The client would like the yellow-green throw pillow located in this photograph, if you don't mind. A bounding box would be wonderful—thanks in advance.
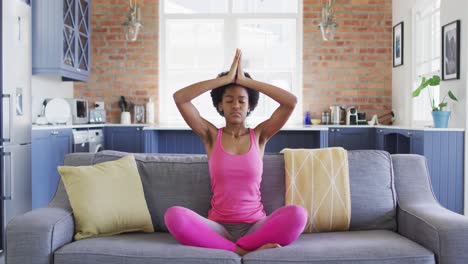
[58,155,154,240]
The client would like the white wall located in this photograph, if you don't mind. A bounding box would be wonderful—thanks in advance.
[393,0,468,215]
[392,0,467,128]
[392,0,416,127]
[31,76,73,123]
[436,0,468,216]
[440,1,468,128]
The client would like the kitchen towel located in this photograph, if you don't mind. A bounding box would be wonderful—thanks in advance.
[281,147,351,233]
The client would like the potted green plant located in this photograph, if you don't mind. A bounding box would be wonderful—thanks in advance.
[412,75,458,128]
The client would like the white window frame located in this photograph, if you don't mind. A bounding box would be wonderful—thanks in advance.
[411,0,440,127]
[159,0,303,127]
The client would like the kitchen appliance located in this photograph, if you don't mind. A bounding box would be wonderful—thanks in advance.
[72,130,89,153]
[1,0,32,262]
[65,98,88,124]
[89,129,104,153]
[357,112,367,125]
[346,106,358,125]
[321,111,329,125]
[330,106,344,124]
[72,129,104,153]
[89,109,106,124]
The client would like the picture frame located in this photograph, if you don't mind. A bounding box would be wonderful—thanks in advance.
[392,21,404,67]
[442,20,460,80]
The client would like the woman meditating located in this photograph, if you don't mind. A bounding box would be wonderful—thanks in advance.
[165,49,308,256]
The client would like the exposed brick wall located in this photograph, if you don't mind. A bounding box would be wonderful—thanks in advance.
[75,0,392,124]
[74,0,159,124]
[303,0,393,123]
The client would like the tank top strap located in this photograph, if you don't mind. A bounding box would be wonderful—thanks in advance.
[216,128,223,145]
[249,128,258,151]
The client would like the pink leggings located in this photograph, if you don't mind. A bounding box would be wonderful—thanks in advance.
[164,205,308,252]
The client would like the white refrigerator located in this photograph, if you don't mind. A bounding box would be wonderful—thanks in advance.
[1,0,32,263]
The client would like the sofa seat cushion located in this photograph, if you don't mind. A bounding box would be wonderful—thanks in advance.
[243,230,434,264]
[54,232,241,264]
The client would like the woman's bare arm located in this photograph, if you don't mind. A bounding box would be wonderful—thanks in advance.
[173,49,240,142]
[236,51,297,144]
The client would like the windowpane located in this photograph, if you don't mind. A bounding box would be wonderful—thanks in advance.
[166,20,224,69]
[167,70,224,122]
[161,1,301,126]
[238,20,296,70]
[245,71,292,117]
[164,0,228,14]
[233,0,298,13]
[412,0,440,124]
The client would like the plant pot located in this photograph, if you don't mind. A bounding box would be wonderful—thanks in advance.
[432,111,451,128]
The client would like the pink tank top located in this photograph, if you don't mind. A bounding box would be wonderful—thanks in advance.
[208,128,266,223]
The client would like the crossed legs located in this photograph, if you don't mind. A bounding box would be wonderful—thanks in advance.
[164,205,308,255]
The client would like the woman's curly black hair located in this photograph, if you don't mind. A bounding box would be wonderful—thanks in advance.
[210,72,259,117]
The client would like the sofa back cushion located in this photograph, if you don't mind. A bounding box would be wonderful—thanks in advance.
[93,152,211,232]
[347,150,396,231]
[72,149,396,232]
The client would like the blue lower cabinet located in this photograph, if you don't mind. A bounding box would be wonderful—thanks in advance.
[328,127,374,150]
[375,129,411,154]
[32,129,73,209]
[375,128,464,214]
[156,130,323,154]
[422,131,464,214]
[265,131,322,153]
[157,130,205,154]
[142,130,158,153]
[409,130,424,155]
[105,127,144,153]
[374,128,385,150]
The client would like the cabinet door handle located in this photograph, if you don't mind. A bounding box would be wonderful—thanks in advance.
[379,129,383,133]
[51,130,59,135]
[407,132,412,136]
[330,129,335,132]
[336,129,340,132]
[136,128,141,131]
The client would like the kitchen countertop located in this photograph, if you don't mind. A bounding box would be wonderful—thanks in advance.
[32,123,465,132]
[32,124,106,130]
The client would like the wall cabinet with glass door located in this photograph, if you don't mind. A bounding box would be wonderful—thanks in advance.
[32,0,91,81]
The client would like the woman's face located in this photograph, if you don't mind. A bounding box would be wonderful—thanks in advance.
[219,86,250,123]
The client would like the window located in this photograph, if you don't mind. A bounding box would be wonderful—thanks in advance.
[412,0,440,125]
[160,0,302,127]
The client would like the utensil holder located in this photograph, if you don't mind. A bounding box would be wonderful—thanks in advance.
[121,111,131,124]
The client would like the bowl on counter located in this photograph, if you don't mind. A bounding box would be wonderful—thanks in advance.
[311,119,321,125]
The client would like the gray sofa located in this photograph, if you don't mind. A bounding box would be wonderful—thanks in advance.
[7,150,468,264]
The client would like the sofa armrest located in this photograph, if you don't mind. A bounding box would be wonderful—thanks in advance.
[6,206,74,264]
[392,154,468,264]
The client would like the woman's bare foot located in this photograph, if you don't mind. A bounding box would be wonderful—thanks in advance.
[258,243,281,250]
[235,243,281,256]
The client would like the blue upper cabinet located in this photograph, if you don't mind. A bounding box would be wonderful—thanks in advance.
[328,127,374,150]
[32,0,91,81]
